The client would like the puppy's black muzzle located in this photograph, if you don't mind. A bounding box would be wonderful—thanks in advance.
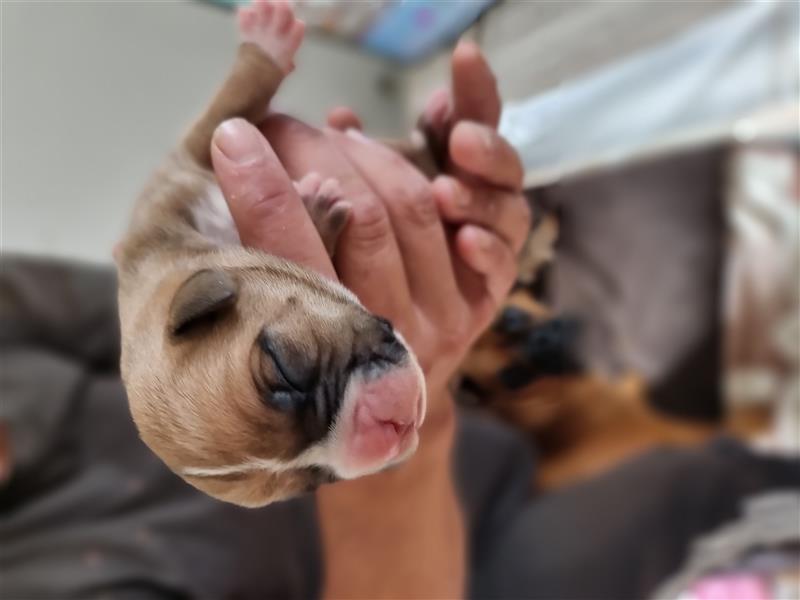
[257,315,408,443]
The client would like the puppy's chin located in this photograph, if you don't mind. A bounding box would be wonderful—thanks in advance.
[324,353,427,480]
[184,465,339,508]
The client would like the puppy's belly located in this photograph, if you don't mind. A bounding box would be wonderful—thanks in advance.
[192,184,241,247]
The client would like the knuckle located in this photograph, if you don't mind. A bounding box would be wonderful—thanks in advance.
[348,194,392,250]
[473,296,499,329]
[393,182,439,229]
[483,272,515,315]
[479,234,514,278]
[498,239,517,271]
[494,137,524,188]
[439,305,470,349]
[477,189,502,220]
[512,199,533,251]
[516,195,533,231]
[496,192,531,251]
[488,240,509,269]
[508,150,525,185]
[498,264,517,296]
[438,319,466,354]
[246,186,294,221]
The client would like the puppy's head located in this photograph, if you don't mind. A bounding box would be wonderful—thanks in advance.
[124,264,425,507]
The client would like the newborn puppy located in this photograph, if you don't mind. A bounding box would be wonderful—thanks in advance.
[116,0,425,507]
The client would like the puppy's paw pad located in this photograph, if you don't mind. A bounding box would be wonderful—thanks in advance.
[238,0,304,74]
[315,200,351,256]
[323,201,351,236]
[295,174,350,255]
[318,178,343,203]
[294,171,323,201]
[297,175,343,211]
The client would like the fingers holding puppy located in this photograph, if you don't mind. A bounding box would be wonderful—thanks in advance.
[211,118,335,278]
[261,113,414,320]
[449,121,523,191]
[330,128,461,314]
[326,106,363,132]
[454,225,518,311]
[432,175,530,254]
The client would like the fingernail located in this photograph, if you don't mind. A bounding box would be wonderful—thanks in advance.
[445,178,469,209]
[214,118,263,164]
[456,39,480,58]
[345,127,368,142]
[461,121,493,153]
[478,230,493,251]
[478,125,494,152]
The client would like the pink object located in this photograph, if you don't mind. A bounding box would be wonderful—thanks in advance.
[414,7,435,29]
[691,574,770,600]
[341,364,424,475]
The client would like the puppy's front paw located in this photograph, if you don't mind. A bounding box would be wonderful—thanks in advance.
[238,0,305,74]
[294,173,351,257]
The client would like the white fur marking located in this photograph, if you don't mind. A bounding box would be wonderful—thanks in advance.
[182,445,329,478]
[191,184,241,247]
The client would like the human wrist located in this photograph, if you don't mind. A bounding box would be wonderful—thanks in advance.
[316,387,456,505]
[419,381,457,444]
[317,397,465,599]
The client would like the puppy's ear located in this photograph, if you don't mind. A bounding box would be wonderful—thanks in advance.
[168,269,238,335]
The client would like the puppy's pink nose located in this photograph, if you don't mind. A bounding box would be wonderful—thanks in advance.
[360,365,421,426]
[344,364,423,475]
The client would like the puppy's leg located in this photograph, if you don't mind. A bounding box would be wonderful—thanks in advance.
[183,0,305,167]
[294,173,351,257]
[118,1,304,270]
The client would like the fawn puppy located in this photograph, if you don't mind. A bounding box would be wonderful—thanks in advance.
[116,0,425,507]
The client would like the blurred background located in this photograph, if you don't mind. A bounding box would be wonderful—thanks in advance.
[2,1,799,599]
[3,1,797,261]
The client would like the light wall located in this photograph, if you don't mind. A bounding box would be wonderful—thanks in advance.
[2,1,402,264]
[3,1,742,265]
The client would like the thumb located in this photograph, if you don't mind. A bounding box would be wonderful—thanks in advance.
[211,118,335,278]
[326,106,363,132]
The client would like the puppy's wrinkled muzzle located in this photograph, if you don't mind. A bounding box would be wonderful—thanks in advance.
[318,317,424,478]
[341,362,424,476]
[259,315,426,466]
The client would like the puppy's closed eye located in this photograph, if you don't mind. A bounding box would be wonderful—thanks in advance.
[253,330,336,444]
[256,332,316,416]
[257,332,319,393]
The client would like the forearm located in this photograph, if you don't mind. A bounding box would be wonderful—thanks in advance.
[317,391,465,599]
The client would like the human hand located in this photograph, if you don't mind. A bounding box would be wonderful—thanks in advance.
[211,40,526,596]
[330,42,529,319]
[213,111,474,598]
[209,118,335,278]
[323,41,530,403]
[426,40,531,304]
[256,117,519,436]
[212,117,468,598]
